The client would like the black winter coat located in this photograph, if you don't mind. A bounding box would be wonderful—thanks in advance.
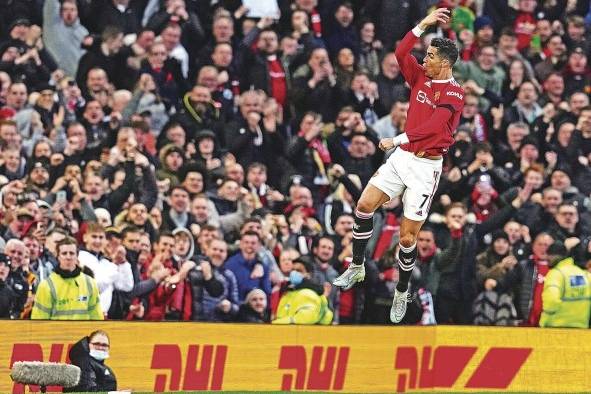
[6,269,28,319]
[187,265,224,321]
[65,337,117,392]
[235,304,269,323]
[0,280,16,318]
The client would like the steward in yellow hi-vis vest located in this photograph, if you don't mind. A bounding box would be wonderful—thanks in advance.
[31,237,103,320]
[540,242,591,329]
[271,256,333,325]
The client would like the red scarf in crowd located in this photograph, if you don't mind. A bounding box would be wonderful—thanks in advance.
[267,55,287,107]
[527,255,549,327]
[373,212,399,260]
[297,130,332,166]
[310,8,322,37]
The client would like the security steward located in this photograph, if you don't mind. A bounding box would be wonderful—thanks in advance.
[31,237,103,320]
[540,241,591,328]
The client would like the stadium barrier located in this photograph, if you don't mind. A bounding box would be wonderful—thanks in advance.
[0,321,587,393]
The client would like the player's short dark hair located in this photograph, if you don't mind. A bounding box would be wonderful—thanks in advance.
[431,37,459,65]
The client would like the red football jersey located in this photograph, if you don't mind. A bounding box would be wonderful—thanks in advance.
[394,30,465,156]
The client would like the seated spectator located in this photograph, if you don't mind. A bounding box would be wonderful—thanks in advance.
[277,248,300,281]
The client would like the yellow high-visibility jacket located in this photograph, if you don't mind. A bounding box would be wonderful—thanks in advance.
[31,270,103,320]
[540,257,591,328]
[272,288,333,325]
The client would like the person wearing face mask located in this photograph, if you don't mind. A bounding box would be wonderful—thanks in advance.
[65,330,117,392]
[272,256,333,325]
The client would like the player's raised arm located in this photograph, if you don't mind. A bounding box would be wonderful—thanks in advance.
[394,8,450,86]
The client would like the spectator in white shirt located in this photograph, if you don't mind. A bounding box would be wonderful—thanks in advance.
[78,222,133,316]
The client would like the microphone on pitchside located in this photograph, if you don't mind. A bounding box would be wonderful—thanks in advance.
[10,361,81,393]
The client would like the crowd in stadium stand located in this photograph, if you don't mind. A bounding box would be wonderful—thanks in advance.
[1,0,591,327]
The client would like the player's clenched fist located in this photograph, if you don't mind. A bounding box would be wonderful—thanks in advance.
[378,138,395,152]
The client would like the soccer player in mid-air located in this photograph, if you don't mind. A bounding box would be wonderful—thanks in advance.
[333,8,465,323]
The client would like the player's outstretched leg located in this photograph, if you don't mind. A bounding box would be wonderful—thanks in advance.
[333,184,390,291]
[391,217,422,323]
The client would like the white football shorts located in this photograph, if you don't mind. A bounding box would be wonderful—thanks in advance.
[368,147,442,222]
